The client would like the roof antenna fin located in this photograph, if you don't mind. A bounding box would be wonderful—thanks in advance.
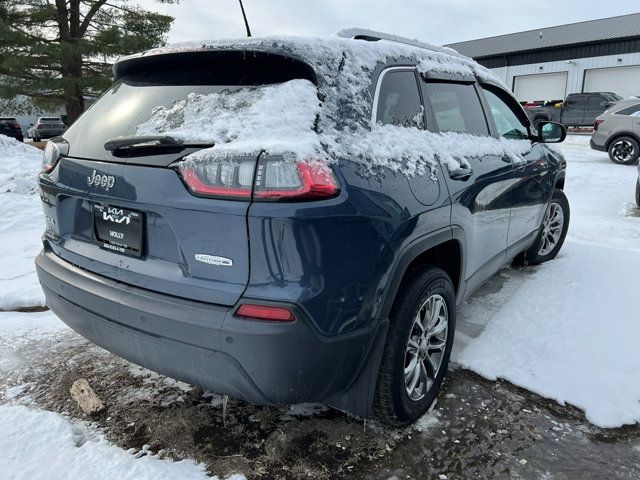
[238,0,252,37]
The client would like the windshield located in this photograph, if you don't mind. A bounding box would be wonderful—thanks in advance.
[603,93,623,102]
[63,56,318,162]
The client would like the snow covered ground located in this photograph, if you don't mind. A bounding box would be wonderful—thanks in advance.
[0,136,45,310]
[0,133,638,478]
[455,135,640,428]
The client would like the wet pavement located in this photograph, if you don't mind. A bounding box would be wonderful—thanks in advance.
[1,322,638,480]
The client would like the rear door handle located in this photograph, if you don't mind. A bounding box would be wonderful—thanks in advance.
[449,167,473,181]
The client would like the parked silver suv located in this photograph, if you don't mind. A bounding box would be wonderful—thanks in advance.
[636,164,640,207]
[591,100,640,165]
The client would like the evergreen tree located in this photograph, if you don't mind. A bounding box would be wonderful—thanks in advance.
[0,0,175,123]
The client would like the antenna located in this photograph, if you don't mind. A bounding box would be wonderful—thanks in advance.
[238,0,252,37]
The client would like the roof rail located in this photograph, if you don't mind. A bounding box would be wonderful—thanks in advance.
[334,28,464,58]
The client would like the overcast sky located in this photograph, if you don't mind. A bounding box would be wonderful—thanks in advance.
[139,0,640,46]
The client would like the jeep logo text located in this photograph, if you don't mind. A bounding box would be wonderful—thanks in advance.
[88,169,116,190]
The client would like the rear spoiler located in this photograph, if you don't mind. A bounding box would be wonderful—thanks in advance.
[113,49,318,86]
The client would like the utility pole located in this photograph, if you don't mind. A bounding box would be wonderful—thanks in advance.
[238,0,252,37]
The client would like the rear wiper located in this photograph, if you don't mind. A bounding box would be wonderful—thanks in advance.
[104,135,214,152]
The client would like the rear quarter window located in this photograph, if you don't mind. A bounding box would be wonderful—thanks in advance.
[375,70,424,128]
[614,104,640,116]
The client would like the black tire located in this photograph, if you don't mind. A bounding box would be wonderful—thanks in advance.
[635,180,640,208]
[608,136,640,165]
[374,267,456,426]
[515,189,570,266]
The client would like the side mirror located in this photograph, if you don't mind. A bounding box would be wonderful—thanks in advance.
[537,121,566,143]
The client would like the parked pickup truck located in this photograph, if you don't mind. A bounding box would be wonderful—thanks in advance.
[525,92,622,128]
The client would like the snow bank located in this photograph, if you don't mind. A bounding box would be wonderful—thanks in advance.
[0,135,45,310]
[0,134,42,194]
[133,34,518,177]
[0,404,242,480]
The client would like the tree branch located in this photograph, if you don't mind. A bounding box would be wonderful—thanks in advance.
[79,0,109,36]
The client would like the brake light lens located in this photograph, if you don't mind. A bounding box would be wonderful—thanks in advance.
[235,304,295,322]
[254,160,339,200]
[594,119,604,131]
[42,138,68,173]
[179,160,254,199]
[178,157,339,201]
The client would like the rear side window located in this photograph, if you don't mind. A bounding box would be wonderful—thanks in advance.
[375,70,424,128]
[482,88,529,140]
[565,95,587,107]
[615,104,640,117]
[423,82,488,136]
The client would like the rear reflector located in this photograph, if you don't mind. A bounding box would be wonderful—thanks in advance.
[235,304,295,322]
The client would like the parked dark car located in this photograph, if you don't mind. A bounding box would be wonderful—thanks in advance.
[35,31,569,425]
[590,99,640,164]
[0,117,24,142]
[525,92,622,128]
[27,117,66,142]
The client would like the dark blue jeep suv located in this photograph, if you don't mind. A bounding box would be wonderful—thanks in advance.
[35,30,569,425]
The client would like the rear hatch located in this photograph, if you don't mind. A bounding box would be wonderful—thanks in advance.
[38,118,65,133]
[40,51,319,306]
[0,118,21,136]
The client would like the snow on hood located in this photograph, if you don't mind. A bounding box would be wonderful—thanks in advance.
[132,35,527,177]
[0,135,42,194]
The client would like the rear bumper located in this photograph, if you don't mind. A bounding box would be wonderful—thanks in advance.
[590,136,606,152]
[35,250,376,406]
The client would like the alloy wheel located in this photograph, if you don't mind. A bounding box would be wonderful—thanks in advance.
[404,294,448,401]
[612,140,635,163]
[538,202,564,256]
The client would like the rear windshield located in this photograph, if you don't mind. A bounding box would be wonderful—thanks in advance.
[40,117,62,122]
[64,55,317,161]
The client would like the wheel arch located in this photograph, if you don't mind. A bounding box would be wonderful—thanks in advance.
[379,227,466,322]
[605,131,640,151]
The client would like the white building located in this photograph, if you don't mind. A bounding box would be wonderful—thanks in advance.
[447,13,640,103]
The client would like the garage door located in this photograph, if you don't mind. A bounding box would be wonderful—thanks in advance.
[513,72,568,103]
[584,66,640,99]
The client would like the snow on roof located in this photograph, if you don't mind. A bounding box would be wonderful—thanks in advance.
[128,34,527,177]
[134,33,506,89]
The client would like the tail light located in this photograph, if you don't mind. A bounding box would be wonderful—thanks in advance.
[235,304,295,322]
[594,119,604,131]
[42,138,68,173]
[178,159,255,199]
[178,156,339,201]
